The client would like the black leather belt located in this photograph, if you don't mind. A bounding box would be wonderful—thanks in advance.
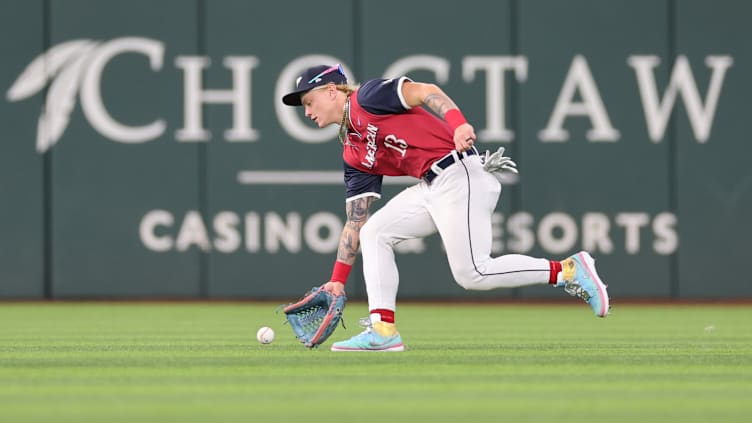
[423,147,478,183]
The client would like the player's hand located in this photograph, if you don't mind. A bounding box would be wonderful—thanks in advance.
[322,280,346,296]
[453,123,476,152]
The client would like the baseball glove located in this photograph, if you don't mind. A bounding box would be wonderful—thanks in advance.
[282,285,347,348]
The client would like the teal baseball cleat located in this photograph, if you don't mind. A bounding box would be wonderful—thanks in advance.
[558,251,611,317]
[331,320,406,352]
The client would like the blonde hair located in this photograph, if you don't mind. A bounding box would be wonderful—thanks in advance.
[335,83,360,97]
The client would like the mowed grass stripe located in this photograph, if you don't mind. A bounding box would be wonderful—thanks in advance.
[0,303,749,423]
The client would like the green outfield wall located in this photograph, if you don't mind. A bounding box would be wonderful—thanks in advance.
[1,0,750,299]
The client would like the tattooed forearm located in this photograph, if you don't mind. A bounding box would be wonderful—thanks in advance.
[424,92,459,118]
[347,196,372,223]
[336,197,374,264]
[338,230,358,263]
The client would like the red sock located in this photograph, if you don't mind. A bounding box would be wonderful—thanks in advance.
[549,260,562,284]
[370,308,395,323]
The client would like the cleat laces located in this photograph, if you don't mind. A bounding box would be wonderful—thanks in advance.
[357,317,372,328]
[346,317,374,339]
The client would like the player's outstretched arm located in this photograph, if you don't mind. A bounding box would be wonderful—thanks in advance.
[401,81,476,152]
[400,81,455,111]
[322,196,375,296]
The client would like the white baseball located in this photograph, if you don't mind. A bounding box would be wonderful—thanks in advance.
[256,326,275,344]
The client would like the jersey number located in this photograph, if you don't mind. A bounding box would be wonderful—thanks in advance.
[384,134,408,157]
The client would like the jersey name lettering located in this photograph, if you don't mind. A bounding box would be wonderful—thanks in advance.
[362,123,379,169]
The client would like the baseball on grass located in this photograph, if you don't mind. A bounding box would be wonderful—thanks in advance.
[256,326,275,344]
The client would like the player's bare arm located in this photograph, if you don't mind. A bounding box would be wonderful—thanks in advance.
[323,196,374,296]
[401,81,476,152]
[337,196,374,264]
[400,81,454,110]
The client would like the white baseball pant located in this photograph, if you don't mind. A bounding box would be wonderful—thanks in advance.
[359,154,552,312]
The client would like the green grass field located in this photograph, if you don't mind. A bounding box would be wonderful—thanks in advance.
[0,302,750,423]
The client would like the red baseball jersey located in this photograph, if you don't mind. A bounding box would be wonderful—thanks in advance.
[341,77,456,201]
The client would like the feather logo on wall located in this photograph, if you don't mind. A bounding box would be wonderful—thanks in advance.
[6,37,167,153]
[6,39,100,153]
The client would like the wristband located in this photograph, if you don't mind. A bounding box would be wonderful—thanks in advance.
[330,261,352,284]
[444,109,467,131]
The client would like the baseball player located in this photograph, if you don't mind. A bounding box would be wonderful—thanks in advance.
[282,64,610,352]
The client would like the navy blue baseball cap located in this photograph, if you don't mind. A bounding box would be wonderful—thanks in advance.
[282,64,348,106]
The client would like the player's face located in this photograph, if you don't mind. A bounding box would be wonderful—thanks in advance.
[301,86,336,128]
